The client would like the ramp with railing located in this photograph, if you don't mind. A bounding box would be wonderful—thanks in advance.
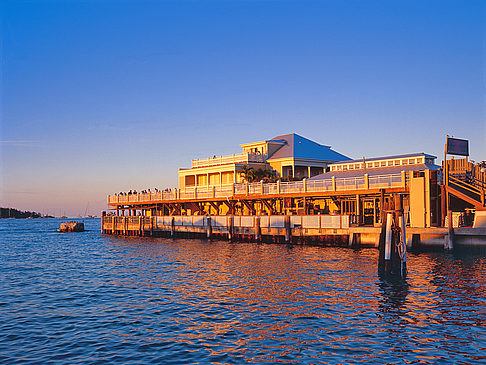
[445,159,486,209]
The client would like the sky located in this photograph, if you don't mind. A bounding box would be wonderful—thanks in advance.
[1,0,485,217]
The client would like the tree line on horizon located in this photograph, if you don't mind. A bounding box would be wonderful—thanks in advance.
[0,207,50,219]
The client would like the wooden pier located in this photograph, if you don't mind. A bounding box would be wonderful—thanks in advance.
[101,213,486,250]
[103,150,486,251]
[107,172,409,224]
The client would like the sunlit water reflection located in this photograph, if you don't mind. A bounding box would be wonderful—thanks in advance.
[0,219,485,363]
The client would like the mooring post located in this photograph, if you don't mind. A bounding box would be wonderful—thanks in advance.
[446,210,454,251]
[255,216,261,242]
[348,232,354,247]
[101,211,106,234]
[171,216,175,237]
[206,216,212,239]
[284,215,291,243]
[384,212,393,273]
[228,216,233,241]
[399,213,407,277]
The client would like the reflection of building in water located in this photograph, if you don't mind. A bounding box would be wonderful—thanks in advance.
[429,254,486,327]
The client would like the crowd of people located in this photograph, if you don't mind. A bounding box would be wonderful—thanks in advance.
[114,188,172,196]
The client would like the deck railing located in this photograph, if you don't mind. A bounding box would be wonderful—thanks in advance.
[108,173,405,205]
[191,152,266,168]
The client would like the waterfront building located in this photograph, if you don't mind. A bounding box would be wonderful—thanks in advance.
[312,153,440,227]
[103,134,486,248]
[178,133,350,189]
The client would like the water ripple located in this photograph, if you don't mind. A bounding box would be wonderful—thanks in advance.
[0,219,485,363]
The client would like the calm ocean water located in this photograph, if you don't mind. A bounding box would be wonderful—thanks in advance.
[0,218,485,364]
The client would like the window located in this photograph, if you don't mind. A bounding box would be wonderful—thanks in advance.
[402,160,408,165]
[374,162,380,167]
[409,159,415,164]
[381,161,386,167]
[388,161,393,166]
[395,160,400,165]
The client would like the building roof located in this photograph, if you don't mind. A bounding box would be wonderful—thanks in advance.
[310,163,440,180]
[267,133,351,162]
[331,153,437,165]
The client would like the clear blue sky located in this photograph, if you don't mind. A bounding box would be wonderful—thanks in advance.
[1,0,485,216]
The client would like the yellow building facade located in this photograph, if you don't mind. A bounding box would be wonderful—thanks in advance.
[178,133,351,189]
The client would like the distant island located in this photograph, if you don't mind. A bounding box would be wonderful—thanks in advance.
[0,207,54,219]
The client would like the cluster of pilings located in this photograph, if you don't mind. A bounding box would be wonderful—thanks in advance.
[378,195,407,277]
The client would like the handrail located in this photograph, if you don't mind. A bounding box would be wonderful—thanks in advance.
[191,152,265,168]
[449,176,482,195]
[107,173,404,205]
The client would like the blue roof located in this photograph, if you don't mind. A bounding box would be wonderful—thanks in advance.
[267,133,351,162]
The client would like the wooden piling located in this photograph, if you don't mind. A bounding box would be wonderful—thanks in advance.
[101,211,106,234]
[228,216,233,241]
[446,210,454,251]
[284,215,291,243]
[384,212,393,272]
[255,216,261,242]
[206,217,212,239]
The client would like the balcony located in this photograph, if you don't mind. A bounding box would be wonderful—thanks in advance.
[191,153,266,169]
[107,173,406,205]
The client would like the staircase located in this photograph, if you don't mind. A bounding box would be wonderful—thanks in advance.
[444,159,486,210]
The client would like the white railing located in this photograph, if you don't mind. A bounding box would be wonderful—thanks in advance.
[191,153,265,168]
[369,174,402,188]
[108,173,404,204]
[105,214,350,230]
